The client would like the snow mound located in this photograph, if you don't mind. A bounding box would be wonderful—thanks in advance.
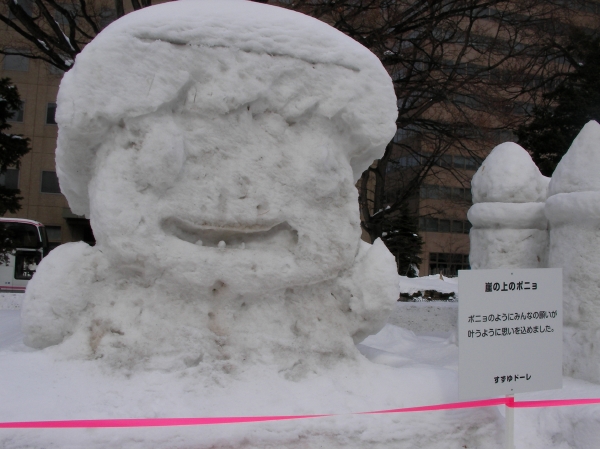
[548,120,600,197]
[471,142,549,204]
[397,274,457,300]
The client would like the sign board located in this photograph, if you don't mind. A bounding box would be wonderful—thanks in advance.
[458,268,562,400]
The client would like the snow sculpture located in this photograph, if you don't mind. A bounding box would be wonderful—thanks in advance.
[21,0,400,376]
[545,120,600,382]
[468,142,550,269]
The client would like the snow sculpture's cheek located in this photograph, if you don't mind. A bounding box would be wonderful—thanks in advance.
[130,116,185,193]
[88,142,159,250]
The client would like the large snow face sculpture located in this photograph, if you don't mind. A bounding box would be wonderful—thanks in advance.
[21,0,399,375]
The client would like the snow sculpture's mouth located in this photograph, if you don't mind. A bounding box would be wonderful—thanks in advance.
[161,218,299,250]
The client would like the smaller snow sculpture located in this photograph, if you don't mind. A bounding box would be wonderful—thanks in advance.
[545,120,600,382]
[468,142,550,269]
[21,0,400,377]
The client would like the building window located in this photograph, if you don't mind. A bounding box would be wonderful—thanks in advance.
[386,154,420,172]
[45,226,61,242]
[419,217,471,234]
[45,225,62,251]
[439,219,451,233]
[41,171,61,193]
[420,184,472,202]
[2,54,29,72]
[7,101,24,123]
[429,252,470,276]
[46,103,57,124]
[0,169,20,189]
[421,217,440,232]
[419,153,480,170]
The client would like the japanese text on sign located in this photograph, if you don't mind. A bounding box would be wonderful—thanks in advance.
[468,310,558,323]
[494,374,531,384]
[485,281,537,292]
[467,325,555,338]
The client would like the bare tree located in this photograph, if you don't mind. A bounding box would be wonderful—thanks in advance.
[2,0,598,270]
[0,0,155,72]
[274,0,599,246]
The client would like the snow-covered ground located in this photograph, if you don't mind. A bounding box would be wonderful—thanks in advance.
[2,279,600,449]
[398,273,459,297]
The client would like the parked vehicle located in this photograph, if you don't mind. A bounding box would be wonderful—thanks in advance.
[0,218,48,293]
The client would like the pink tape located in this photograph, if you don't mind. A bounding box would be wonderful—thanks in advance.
[359,398,507,415]
[0,415,330,429]
[2,398,600,429]
[513,398,600,408]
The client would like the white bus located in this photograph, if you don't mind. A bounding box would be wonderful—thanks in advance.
[0,218,48,293]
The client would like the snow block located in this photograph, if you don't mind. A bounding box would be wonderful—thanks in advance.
[546,121,600,382]
[468,142,549,269]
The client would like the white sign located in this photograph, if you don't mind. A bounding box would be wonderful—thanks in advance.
[458,268,562,400]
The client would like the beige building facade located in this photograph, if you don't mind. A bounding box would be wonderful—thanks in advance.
[1,55,93,250]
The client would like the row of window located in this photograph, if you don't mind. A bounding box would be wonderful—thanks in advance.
[0,169,61,194]
[429,252,470,277]
[386,151,480,172]
[420,184,472,202]
[453,93,534,116]
[8,102,56,125]
[419,217,472,234]
[384,185,471,205]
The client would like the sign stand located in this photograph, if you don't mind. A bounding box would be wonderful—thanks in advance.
[505,394,514,449]
[458,268,563,449]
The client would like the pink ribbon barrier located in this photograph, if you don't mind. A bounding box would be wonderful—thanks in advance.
[2,397,600,429]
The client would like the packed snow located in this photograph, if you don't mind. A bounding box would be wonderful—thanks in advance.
[391,275,459,334]
[545,121,600,383]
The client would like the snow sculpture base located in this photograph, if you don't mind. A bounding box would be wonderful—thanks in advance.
[546,206,600,382]
[22,240,398,376]
[468,203,548,269]
[2,321,506,449]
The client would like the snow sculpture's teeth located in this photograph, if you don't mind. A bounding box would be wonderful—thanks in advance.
[161,218,299,250]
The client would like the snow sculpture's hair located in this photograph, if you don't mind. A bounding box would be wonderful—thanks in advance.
[55,0,397,217]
